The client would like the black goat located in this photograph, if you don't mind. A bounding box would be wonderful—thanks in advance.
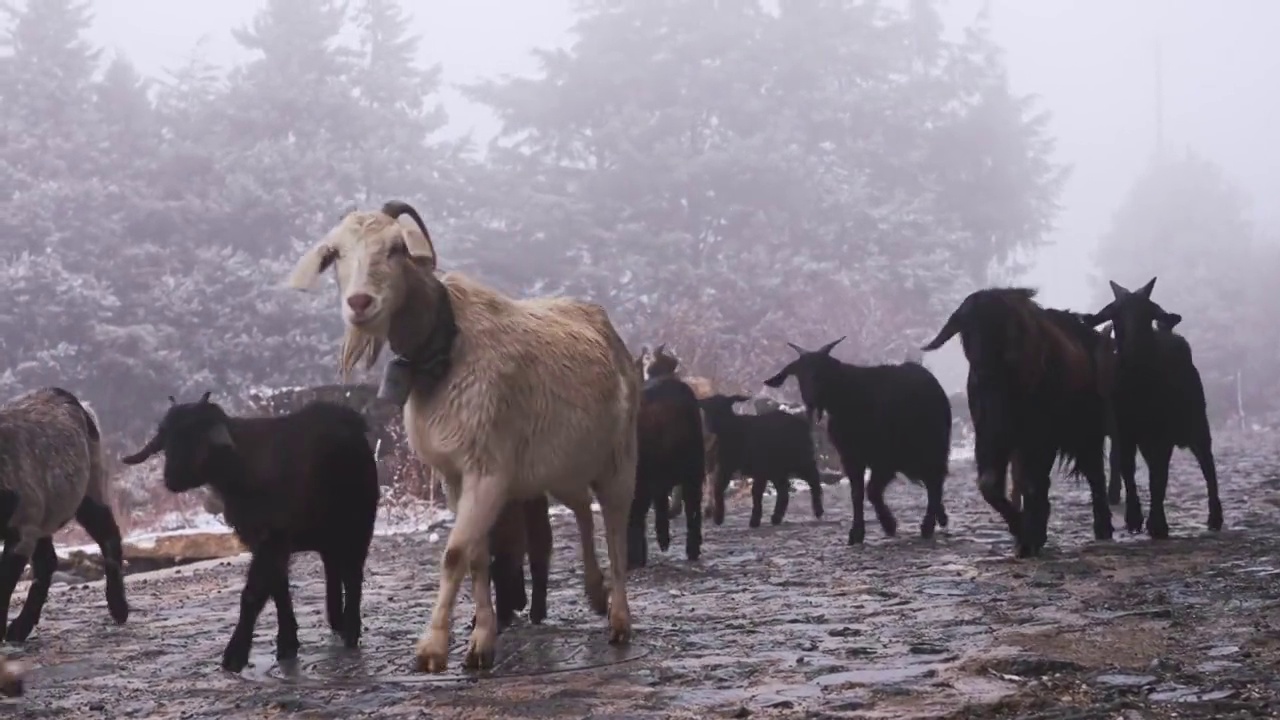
[763,337,951,545]
[629,360,705,569]
[487,496,553,629]
[922,288,1114,558]
[121,392,379,672]
[1083,277,1223,538]
[697,394,824,529]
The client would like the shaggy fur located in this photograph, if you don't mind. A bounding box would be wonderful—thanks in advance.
[764,338,952,545]
[698,394,825,528]
[286,200,638,674]
[0,387,128,642]
[1083,277,1223,538]
[922,288,1114,559]
[122,393,379,673]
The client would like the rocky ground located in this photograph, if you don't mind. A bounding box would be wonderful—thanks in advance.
[4,433,1280,719]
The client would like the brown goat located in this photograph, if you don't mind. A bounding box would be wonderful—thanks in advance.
[640,345,719,519]
[922,287,1113,558]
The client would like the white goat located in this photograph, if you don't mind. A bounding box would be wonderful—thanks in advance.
[284,200,640,673]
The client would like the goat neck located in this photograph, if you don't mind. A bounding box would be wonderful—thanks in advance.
[384,267,458,403]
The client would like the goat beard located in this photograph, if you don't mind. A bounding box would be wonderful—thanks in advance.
[339,324,385,381]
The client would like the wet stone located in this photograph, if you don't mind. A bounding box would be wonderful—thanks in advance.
[1205,645,1241,657]
[908,644,948,655]
[1093,673,1157,688]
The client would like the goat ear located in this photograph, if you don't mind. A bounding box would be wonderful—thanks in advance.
[1136,276,1157,299]
[762,369,790,388]
[818,336,846,355]
[206,422,234,449]
[1109,280,1130,300]
[1159,312,1182,331]
[284,241,338,291]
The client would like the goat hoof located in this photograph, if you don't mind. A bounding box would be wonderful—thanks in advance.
[847,528,865,545]
[608,611,632,646]
[770,515,784,526]
[749,516,762,529]
[530,605,546,625]
[1147,522,1170,540]
[221,645,251,674]
[276,638,300,662]
[880,519,898,537]
[342,630,361,649]
[414,633,451,674]
[4,620,32,643]
[463,641,495,671]
[1208,511,1224,532]
[108,597,129,625]
[920,521,936,540]
[657,538,671,552]
[937,511,949,528]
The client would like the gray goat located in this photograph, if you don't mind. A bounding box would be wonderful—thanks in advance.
[0,387,129,642]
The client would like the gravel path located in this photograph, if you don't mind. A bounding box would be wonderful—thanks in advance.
[4,434,1280,719]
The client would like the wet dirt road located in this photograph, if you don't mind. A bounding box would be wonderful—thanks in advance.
[6,434,1280,719]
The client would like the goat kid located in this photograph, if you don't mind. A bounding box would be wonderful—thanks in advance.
[122,393,379,672]
[764,338,952,545]
[697,394,824,528]
[1083,277,1223,538]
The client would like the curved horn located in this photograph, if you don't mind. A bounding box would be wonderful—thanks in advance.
[922,308,965,352]
[786,342,807,355]
[818,336,846,355]
[121,432,164,465]
[381,200,437,268]
[199,391,212,404]
[654,343,666,355]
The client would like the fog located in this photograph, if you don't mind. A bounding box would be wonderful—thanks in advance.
[4,0,1280,462]
[86,0,1280,309]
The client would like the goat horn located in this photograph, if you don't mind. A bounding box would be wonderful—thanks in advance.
[786,342,806,355]
[381,200,437,268]
[199,391,212,404]
[168,395,176,405]
[818,336,846,355]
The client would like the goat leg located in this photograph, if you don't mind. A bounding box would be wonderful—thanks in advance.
[679,463,703,563]
[0,534,34,642]
[321,552,345,634]
[4,538,56,642]
[748,476,768,528]
[1114,437,1143,533]
[1189,439,1224,532]
[340,558,365,649]
[1143,443,1174,540]
[866,469,897,537]
[770,477,790,526]
[524,495,552,624]
[222,548,279,673]
[654,488,672,552]
[625,492,650,571]
[75,497,129,624]
[271,568,301,662]
[846,463,868,545]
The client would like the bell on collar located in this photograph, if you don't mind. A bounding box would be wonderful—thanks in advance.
[378,356,415,406]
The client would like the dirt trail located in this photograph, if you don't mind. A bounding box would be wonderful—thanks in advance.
[4,434,1280,719]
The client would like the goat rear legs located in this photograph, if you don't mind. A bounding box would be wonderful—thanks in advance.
[525,495,553,624]
[4,538,56,642]
[749,475,768,528]
[75,497,129,624]
[921,474,947,539]
[678,466,703,562]
[770,477,790,526]
[1190,439,1224,532]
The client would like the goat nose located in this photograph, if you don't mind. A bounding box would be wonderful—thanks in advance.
[347,293,374,313]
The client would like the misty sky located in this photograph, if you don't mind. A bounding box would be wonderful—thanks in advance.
[88,0,1280,314]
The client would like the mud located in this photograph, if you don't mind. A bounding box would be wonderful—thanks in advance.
[5,434,1280,718]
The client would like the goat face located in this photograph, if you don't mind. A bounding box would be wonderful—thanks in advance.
[120,391,237,493]
[1082,277,1183,362]
[762,337,845,422]
[697,394,752,436]
[284,201,438,334]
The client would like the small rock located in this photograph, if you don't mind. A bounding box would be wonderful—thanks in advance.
[909,644,947,655]
[729,706,751,718]
[1205,645,1240,657]
[1094,673,1156,688]
[89,702,106,712]
[827,626,860,638]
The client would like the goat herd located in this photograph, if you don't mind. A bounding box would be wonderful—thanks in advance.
[0,200,1223,699]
